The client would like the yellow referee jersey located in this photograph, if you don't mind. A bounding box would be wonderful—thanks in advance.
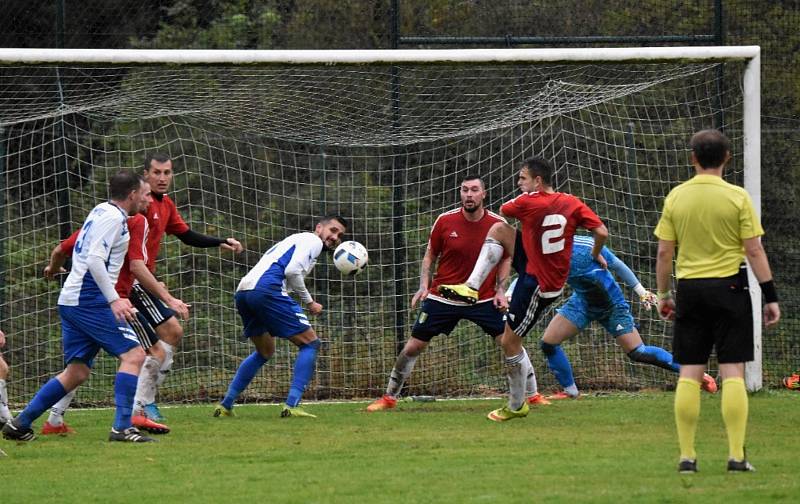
[654,174,763,279]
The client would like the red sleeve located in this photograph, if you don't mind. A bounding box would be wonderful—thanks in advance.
[127,215,147,262]
[60,230,80,257]
[500,195,525,219]
[575,200,604,230]
[164,196,190,236]
[428,216,445,257]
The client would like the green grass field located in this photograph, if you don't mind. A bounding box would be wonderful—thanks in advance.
[2,391,799,503]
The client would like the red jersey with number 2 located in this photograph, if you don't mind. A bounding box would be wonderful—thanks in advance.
[501,191,603,295]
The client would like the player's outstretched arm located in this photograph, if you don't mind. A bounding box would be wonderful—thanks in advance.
[130,259,191,321]
[174,229,243,254]
[0,329,6,348]
[605,249,657,309]
[220,238,243,253]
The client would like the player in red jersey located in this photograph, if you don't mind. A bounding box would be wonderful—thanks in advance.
[40,182,174,434]
[366,175,550,412]
[123,153,243,422]
[440,158,608,421]
[42,154,243,426]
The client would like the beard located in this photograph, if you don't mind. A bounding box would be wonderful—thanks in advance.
[463,203,481,213]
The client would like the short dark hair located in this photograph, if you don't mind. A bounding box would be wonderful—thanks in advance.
[461,174,485,189]
[521,157,554,185]
[109,170,143,201]
[320,214,348,230]
[144,152,172,171]
[690,129,731,169]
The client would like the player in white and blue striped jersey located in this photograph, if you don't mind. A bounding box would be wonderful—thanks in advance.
[538,235,717,399]
[214,215,347,419]
[2,171,154,443]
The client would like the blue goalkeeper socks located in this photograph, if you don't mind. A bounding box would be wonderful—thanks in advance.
[221,351,269,410]
[113,372,138,431]
[286,340,320,407]
[627,343,680,373]
[540,341,576,389]
[18,378,68,428]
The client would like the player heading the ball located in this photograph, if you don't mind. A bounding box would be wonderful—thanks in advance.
[214,215,347,419]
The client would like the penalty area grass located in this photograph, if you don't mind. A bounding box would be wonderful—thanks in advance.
[2,391,798,503]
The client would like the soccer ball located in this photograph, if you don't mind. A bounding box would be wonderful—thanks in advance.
[333,241,368,275]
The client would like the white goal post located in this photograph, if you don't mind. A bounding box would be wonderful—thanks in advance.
[0,46,763,402]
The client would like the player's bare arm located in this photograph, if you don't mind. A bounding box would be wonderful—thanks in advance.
[411,245,437,309]
[655,238,676,320]
[220,237,244,254]
[589,224,609,268]
[43,243,69,280]
[129,259,191,321]
[492,256,512,311]
[743,236,781,327]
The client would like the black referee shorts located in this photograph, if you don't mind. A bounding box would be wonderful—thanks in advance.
[672,271,754,365]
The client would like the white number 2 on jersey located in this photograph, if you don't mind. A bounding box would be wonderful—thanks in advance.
[541,214,567,254]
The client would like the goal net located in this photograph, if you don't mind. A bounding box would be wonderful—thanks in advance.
[0,48,761,406]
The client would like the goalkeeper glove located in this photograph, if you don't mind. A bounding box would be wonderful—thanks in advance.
[633,284,657,310]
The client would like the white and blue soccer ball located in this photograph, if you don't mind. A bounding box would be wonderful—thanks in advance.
[333,241,368,275]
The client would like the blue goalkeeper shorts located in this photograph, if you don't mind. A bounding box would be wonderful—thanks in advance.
[557,293,634,338]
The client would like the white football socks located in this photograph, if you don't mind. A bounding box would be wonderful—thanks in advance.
[0,379,12,422]
[47,389,76,426]
[386,352,419,398]
[156,342,174,388]
[522,348,538,397]
[504,352,527,411]
[134,356,161,413]
[466,238,504,290]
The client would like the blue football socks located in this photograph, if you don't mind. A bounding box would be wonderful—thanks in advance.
[17,378,68,428]
[286,340,320,407]
[221,352,269,410]
[541,341,576,389]
[628,343,680,373]
[113,372,139,431]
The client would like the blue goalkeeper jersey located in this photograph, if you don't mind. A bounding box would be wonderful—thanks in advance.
[567,236,637,309]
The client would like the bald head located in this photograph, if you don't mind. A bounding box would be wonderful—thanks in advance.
[690,129,731,169]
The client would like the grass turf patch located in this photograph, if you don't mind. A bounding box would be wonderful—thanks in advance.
[2,391,798,503]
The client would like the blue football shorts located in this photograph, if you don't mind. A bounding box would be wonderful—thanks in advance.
[235,289,311,339]
[59,304,141,368]
[557,293,635,338]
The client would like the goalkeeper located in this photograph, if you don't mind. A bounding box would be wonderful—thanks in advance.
[530,235,717,398]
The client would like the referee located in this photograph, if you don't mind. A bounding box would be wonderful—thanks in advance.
[654,129,780,474]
